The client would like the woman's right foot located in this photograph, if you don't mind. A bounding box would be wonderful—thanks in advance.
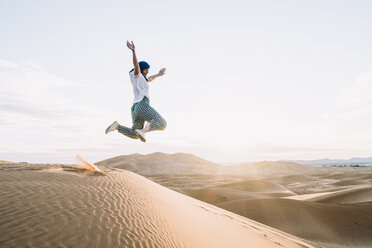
[135,129,146,142]
[105,121,118,134]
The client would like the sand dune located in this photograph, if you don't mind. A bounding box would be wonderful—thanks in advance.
[96,153,313,177]
[3,153,372,248]
[181,180,296,204]
[217,198,372,248]
[331,179,369,186]
[96,152,218,175]
[181,188,266,204]
[286,185,372,204]
[266,174,317,184]
[215,180,295,193]
[0,160,14,164]
[0,162,320,248]
[229,161,311,174]
[92,153,372,247]
[96,153,318,189]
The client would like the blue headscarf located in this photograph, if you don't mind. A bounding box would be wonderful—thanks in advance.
[129,61,150,81]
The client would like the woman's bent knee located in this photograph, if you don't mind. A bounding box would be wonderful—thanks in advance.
[159,119,167,130]
[150,118,167,131]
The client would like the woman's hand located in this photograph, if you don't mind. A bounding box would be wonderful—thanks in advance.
[126,40,135,51]
[127,40,139,74]
[158,68,166,76]
[148,68,167,82]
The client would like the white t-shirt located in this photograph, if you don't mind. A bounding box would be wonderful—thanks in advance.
[129,70,150,104]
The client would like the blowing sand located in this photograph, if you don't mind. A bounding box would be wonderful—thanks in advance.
[0,161,320,248]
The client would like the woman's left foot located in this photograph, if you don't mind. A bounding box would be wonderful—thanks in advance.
[105,121,118,134]
[135,129,146,142]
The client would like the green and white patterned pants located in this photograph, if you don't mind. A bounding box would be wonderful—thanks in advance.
[118,97,167,139]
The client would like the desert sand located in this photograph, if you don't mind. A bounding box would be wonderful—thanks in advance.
[96,153,372,248]
[2,153,372,248]
[0,160,320,248]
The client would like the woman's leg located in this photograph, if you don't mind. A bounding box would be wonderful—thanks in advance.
[117,124,140,139]
[137,100,167,132]
[117,104,144,139]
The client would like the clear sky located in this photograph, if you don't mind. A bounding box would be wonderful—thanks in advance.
[1,0,372,164]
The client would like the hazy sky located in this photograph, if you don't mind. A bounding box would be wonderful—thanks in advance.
[1,0,372,163]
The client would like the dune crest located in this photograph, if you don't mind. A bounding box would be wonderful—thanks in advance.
[286,184,372,204]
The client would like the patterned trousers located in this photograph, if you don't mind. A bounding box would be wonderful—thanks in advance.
[118,97,167,139]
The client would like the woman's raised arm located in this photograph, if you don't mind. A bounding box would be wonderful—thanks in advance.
[148,68,167,82]
[126,40,140,76]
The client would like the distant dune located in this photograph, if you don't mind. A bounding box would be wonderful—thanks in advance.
[96,152,312,177]
[214,180,295,193]
[286,185,372,204]
[266,174,316,183]
[181,188,266,205]
[96,152,219,175]
[283,157,372,165]
[229,161,311,175]
[0,162,320,248]
[182,180,296,205]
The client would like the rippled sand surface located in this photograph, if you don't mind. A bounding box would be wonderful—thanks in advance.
[98,153,372,248]
[0,161,320,248]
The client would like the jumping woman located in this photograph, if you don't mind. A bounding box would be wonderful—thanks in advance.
[105,40,167,142]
